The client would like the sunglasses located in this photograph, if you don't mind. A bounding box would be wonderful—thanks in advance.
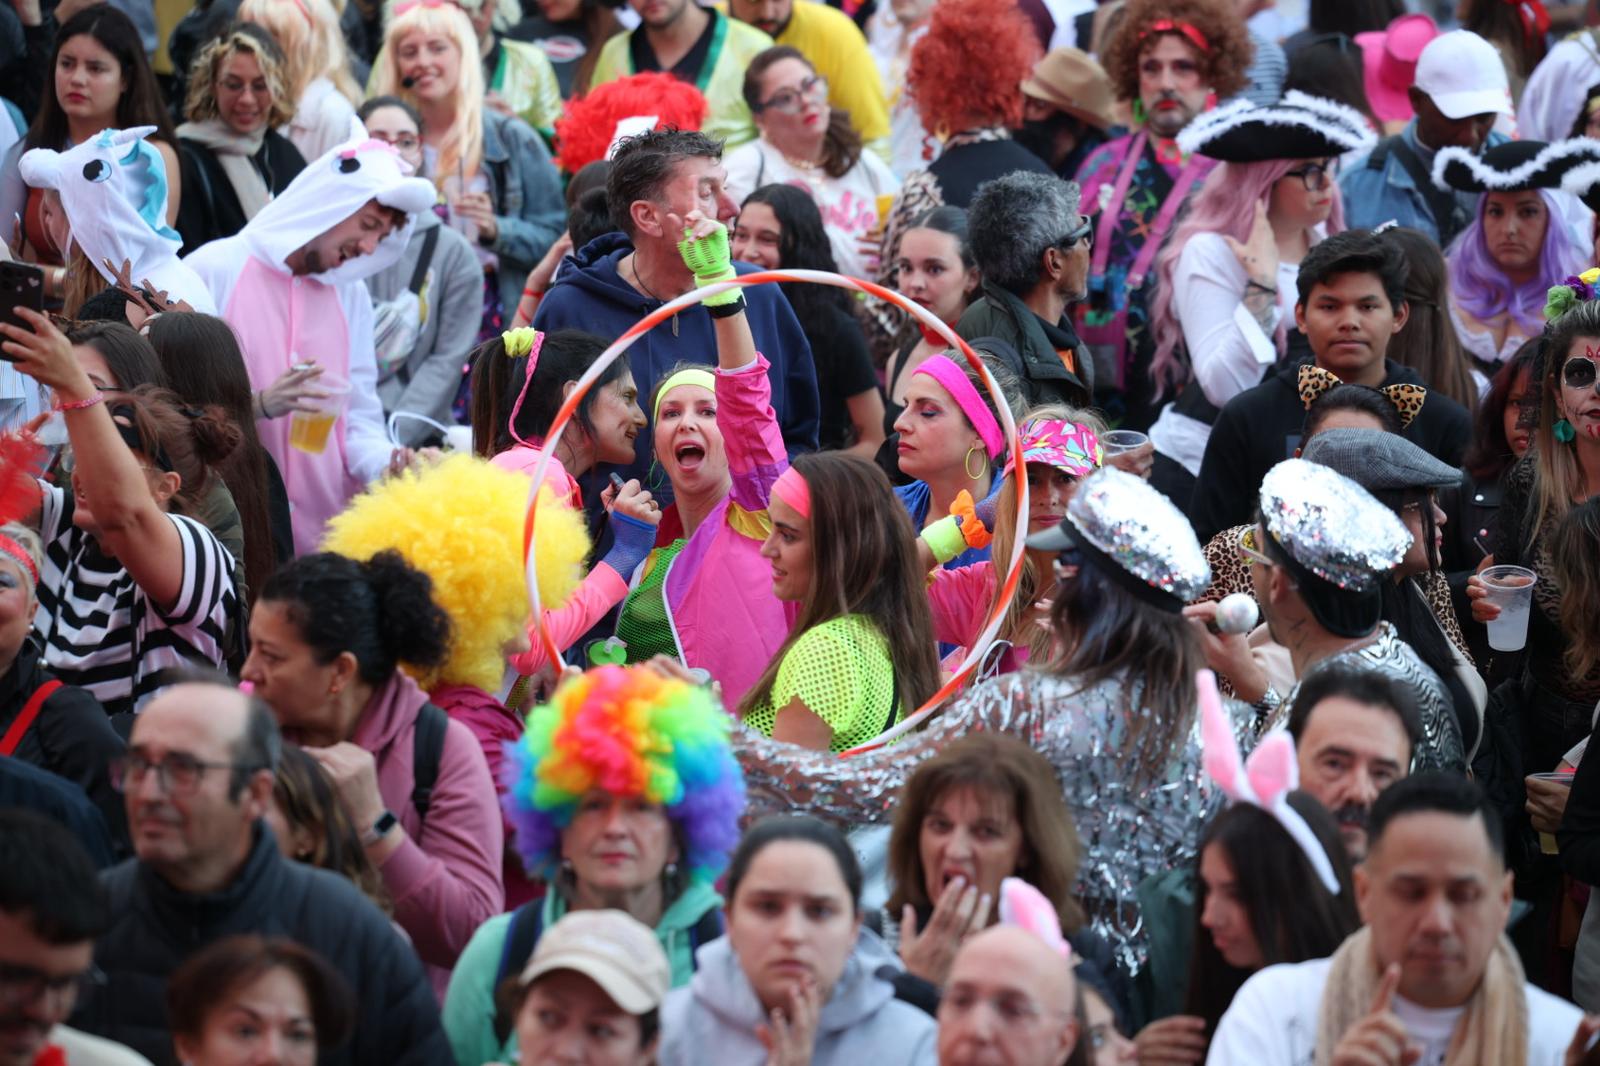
[1564,354,1600,391]
[1237,526,1275,567]
[1059,215,1093,249]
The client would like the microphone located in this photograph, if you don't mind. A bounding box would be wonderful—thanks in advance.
[1214,593,1260,636]
[401,75,416,89]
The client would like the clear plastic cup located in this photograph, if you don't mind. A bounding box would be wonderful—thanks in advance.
[1099,429,1149,456]
[289,377,349,455]
[1480,563,1537,652]
[1529,772,1573,855]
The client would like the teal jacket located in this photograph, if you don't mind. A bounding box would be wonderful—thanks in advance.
[442,880,723,1066]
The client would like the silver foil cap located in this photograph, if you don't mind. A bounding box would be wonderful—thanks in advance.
[1257,458,1411,592]
[1065,467,1211,603]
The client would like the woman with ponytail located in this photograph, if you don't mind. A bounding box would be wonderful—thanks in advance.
[241,550,504,990]
[0,311,242,723]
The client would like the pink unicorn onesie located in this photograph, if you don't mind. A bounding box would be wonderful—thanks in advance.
[184,129,435,552]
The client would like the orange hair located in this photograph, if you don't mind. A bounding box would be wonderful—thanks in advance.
[907,0,1040,136]
[552,73,709,174]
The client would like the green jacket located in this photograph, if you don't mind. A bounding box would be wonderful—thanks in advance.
[956,279,1094,407]
[442,880,724,1066]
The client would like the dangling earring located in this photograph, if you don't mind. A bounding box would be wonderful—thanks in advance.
[964,444,987,481]
[663,861,679,882]
[934,121,951,142]
[1555,417,1578,443]
[1131,98,1147,126]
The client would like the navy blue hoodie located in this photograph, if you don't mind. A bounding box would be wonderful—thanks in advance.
[533,232,820,486]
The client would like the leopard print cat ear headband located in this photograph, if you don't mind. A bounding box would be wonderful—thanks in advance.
[1297,364,1426,428]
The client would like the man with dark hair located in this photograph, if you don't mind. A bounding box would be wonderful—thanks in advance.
[1244,458,1462,774]
[1209,773,1588,1063]
[1188,229,1471,543]
[0,809,148,1065]
[534,128,819,486]
[1287,664,1422,861]
[958,170,1094,409]
[73,682,449,1066]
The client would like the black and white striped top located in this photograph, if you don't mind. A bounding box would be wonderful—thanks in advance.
[33,483,239,718]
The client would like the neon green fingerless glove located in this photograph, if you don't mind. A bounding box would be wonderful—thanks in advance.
[679,222,741,307]
[921,515,968,565]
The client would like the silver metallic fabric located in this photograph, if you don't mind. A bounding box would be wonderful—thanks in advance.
[1259,458,1411,593]
[1068,468,1212,603]
[736,669,1254,975]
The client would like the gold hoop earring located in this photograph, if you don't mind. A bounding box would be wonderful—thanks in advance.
[964,444,987,481]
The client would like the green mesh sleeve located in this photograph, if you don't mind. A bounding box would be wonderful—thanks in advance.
[748,616,901,753]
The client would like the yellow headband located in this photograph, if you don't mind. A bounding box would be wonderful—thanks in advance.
[653,367,717,422]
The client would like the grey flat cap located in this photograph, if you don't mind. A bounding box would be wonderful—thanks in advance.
[1300,428,1462,492]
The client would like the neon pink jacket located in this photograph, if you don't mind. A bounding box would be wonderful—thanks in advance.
[653,356,797,708]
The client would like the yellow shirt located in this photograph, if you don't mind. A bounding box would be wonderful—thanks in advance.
[771,0,891,149]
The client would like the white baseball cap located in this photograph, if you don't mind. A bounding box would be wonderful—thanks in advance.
[1413,30,1513,120]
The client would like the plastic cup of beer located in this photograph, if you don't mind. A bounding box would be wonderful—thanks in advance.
[1480,564,1537,652]
[289,377,349,455]
[1099,429,1149,456]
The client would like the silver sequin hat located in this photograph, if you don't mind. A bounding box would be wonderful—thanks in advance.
[1028,467,1210,604]
[1257,458,1412,592]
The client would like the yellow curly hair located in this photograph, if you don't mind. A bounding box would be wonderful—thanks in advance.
[322,454,589,692]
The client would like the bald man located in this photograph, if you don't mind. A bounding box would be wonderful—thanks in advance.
[71,680,452,1066]
[937,926,1080,1066]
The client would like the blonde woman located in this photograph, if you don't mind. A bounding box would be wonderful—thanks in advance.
[372,0,564,325]
[176,25,308,253]
[238,0,363,162]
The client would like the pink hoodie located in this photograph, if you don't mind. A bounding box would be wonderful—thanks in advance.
[351,671,506,996]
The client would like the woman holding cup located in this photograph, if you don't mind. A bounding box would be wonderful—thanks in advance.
[1469,276,1600,773]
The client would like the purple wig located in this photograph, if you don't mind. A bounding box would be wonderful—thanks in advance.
[1447,189,1593,337]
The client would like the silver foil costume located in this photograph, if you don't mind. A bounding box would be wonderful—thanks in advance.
[1264,621,1463,773]
[738,668,1253,977]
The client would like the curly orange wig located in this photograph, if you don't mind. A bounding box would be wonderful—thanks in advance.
[1100,0,1253,103]
[553,72,709,174]
[907,0,1040,136]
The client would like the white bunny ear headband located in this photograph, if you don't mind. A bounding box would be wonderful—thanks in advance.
[1197,670,1342,895]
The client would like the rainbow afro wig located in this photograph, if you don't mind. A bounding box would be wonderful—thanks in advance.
[503,664,746,882]
[553,72,710,174]
[321,453,589,692]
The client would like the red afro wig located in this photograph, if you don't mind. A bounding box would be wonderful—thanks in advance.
[907,0,1041,136]
[553,73,710,174]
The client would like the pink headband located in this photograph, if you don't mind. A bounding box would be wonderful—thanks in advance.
[912,355,1004,459]
[393,0,450,16]
[0,534,37,590]
[772,466,811,519]
[1139,18,1211,52]
[504,328,546,449]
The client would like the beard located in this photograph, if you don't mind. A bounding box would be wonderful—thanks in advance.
[1013,112,1083,170]
[1145,92,1198,137]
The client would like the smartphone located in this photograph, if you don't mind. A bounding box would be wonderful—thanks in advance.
[0,262,44,359]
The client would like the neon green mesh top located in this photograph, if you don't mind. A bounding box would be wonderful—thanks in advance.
[746,614,902,753]
[616,540,689,664]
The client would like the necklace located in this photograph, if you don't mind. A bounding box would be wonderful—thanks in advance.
[631,255,678,336]
[779,147,822,171]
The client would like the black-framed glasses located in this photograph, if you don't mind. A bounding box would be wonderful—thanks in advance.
[110,751,256,795]
[756,74,828,115]
[1284,163,1333,192]
[0,962,105,1009]
[1564,354,1600,390]
[1060,214,1093,249]
[371,131,420,153]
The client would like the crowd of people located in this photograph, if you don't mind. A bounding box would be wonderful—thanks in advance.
[8,0,1600,1064]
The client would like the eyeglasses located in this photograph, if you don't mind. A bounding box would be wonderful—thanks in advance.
[1237,526,1276,567]
[1284,163,1332,192]
[371,132,421,153]
[0,962,105,1010]
[110,751,257,795]
[757,74,828,115]
[1059,214,1093,249]
[1563,354,1600,390]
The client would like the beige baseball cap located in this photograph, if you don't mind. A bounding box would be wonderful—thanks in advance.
[518,910,672,1014]
[1020,48,1117,131]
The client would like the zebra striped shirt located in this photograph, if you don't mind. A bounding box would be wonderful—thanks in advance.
[33,483,239,718]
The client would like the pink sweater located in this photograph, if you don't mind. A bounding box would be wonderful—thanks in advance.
[351,672,506,995]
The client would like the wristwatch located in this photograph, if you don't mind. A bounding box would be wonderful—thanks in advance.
[360,809,398,847]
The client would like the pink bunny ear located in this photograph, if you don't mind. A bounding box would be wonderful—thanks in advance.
[1245,731,1298,807]
[999,877,1072,959]
[1198,670,1249,802]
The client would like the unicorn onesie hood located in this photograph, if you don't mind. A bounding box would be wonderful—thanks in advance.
[184,130,436,553]
[19,127,216,314]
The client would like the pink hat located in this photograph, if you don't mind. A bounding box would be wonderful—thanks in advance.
[1355,13,1440,125]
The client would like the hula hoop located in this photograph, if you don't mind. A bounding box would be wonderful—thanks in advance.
[522,269,1029,754]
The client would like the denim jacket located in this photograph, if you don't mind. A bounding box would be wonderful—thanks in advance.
[1339,120,1507,245]
[481,109,564,314]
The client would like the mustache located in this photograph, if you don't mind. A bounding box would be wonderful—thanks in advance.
[1333,804,1369,830]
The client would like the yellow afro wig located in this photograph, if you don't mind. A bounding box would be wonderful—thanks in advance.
[322,453,590,692]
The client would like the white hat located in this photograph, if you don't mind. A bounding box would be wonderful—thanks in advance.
[1413,30,1512,120]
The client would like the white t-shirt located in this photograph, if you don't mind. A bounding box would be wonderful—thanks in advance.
[1207,957,1585,1066]
[723,137,900,278]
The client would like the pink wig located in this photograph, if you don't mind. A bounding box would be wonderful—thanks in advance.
[1148,158,1347,396]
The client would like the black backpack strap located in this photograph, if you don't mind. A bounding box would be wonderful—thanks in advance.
[411,701,448,822]
[1383,137,1468,243]
[493,901,546,1044]
[686,907,724,972]
[408,224,440,295]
